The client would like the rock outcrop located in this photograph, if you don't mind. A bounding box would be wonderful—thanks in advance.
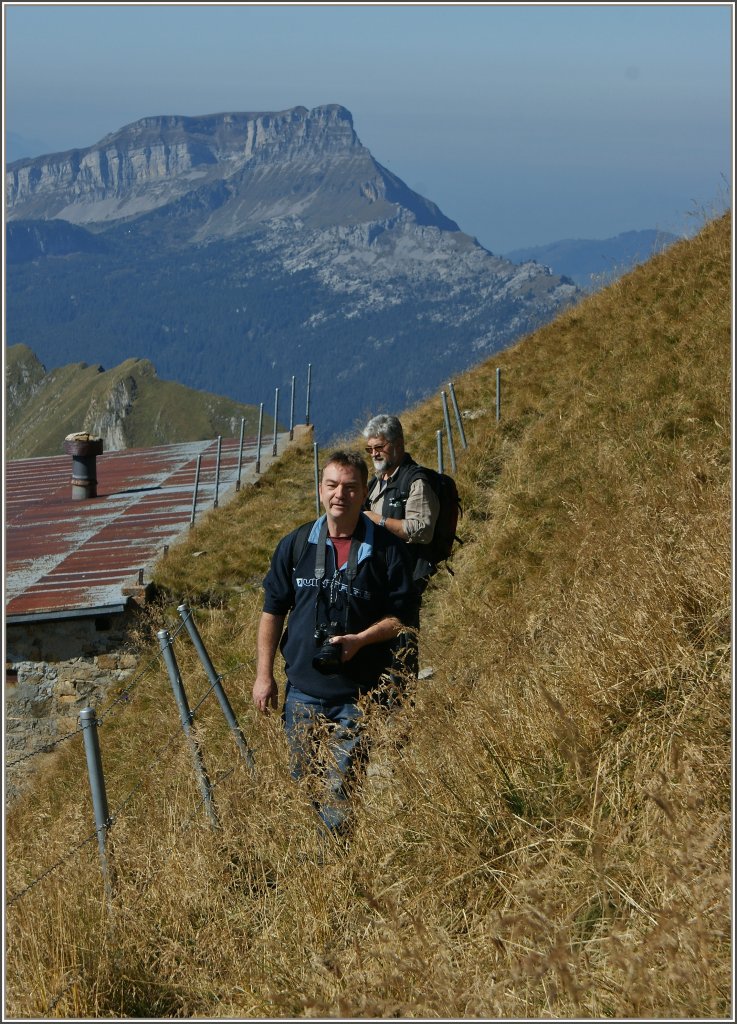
[6,105,454,234]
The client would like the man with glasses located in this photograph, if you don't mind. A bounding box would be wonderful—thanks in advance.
[362,414,440,584]
[362,414,440,682]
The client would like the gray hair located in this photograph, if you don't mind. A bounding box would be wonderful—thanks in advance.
[362,414,404,443]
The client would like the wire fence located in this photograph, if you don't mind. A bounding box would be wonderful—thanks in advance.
[5,603,256,909]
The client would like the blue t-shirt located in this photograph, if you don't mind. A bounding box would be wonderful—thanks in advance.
[262,515,419,700]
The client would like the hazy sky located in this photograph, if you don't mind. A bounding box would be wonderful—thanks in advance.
[3,2,733,252]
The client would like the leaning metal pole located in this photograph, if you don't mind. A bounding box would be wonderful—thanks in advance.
[79,707,114,901]
[177,604,255,772]
[289,375,296,441]
[441,389,457,474]
[157,629,219,828]
[448,381,468,449]
[236,418,245,491]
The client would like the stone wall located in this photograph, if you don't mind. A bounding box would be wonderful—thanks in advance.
[5,610,140,802]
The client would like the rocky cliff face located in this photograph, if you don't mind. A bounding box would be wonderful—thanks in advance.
[5,344,47,418]
[6,105,580,441]
[6,105,440,231]
[5,347,269,458]
[83,373,138,451]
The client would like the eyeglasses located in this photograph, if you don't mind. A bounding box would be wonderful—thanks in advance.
[364,442,390,455]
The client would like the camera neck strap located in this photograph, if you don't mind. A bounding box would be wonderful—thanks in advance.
[313,517,361,632]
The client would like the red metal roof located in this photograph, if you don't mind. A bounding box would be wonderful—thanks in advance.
[5,434,293,621]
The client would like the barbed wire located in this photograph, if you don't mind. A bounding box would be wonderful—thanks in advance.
[6,826,100,907]
[105,708,205,830]
[26,656,249,1014]
[31,760,240,1024]
[120,761,241,915]
[95,648,162,723]
[6,660,233,908]
[5,723,88,769]
[46,971,83,1014]
[6,612,190,770]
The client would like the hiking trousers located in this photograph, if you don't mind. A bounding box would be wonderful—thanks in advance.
[282,684,369,835]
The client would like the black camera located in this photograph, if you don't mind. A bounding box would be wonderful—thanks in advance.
[313,622,343,675]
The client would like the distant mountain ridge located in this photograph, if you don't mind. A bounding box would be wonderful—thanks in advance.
[503,230,681,290]
[5,104,580,441]
[5,344,274,459]
[6,106,459,234]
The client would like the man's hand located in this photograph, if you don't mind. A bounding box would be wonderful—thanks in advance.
[330,634,362,663]
[331,615,403,663]
[252,675,278,713]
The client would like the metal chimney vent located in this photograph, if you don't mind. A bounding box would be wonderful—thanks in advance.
[63,433,104,500]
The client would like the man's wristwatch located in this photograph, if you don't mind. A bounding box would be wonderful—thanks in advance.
[379,515,387,528]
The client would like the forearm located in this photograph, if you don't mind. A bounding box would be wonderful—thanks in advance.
[403,481,440,544]
[334,615,404,661]
[256,612,284,674]
[364,479,439,544]
[253,611,285,711]
[364,508,409,541]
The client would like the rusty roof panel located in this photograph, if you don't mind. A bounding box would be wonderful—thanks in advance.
[5,435,291,621]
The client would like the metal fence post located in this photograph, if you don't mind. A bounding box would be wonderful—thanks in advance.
[289,375,296,441]
[441,390,457,474]
[213,435,222,509]
[313,442,321,516]
[79,707,114,900]
[448,381,468,449]
[305,363,312,427]
[272,388,279,457]
[190,454,202,528]
[236,418,245,491]
[157,629,219,828]
[255,403,264,474]
[177,604,255,772]
[496,367,502,422]
[436,429,444,474]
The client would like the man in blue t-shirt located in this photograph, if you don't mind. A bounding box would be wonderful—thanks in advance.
[253,450,419,840]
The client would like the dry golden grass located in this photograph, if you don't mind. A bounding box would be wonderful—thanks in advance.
[4,213,731,1019]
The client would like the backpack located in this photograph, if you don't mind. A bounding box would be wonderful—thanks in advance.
[411,465,463,574]
[421,467,463,571]
[372,461,463,578]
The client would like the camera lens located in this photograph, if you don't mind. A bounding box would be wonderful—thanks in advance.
[312,638,343,675]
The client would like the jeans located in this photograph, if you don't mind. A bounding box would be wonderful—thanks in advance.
[283,684,369,836]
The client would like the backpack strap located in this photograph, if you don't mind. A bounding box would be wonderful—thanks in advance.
[393,460,426,502]
[290,520,315,570]
[291,517,363,581]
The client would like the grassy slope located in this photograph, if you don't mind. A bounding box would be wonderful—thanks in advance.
[5,350,273,457]
[4,213,731,1019]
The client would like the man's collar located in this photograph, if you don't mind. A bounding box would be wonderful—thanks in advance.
[383,453,412,480]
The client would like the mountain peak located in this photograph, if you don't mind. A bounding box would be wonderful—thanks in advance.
[5,105,383,229]
[6,105,579,441]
